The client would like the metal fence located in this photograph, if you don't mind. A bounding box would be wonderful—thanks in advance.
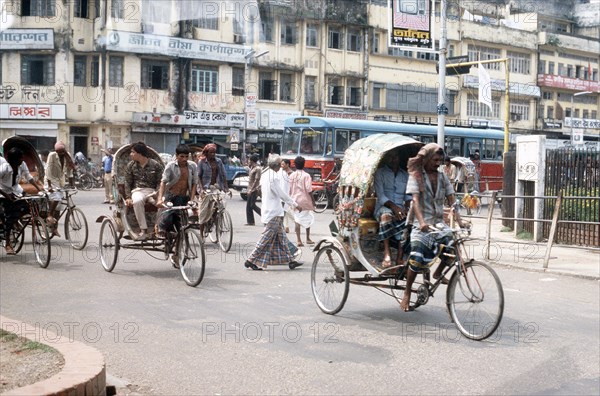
[544,147,599,246]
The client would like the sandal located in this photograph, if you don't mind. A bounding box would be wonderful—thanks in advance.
[381,256,392,268]
[306,240,315,245]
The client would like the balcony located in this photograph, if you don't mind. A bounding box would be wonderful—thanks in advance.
[538,31,600,54]
[537,74,600,92]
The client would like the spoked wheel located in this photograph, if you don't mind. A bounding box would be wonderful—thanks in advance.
[65,208,88,250]
[217,210,233,253]
[311,245,349,315]
[10,220,26,254]
[313,190,328,214]
[447,261,504,340]
[178,228,206,287]
[331,193,340,213]
[79,174,94,191]
[207,218,218,244]
[99,218,119,272]
[31,216,51,268]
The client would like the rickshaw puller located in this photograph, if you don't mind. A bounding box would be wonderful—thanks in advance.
[45,141,75,237]
[156,144,198,238]
[403,143,461,312]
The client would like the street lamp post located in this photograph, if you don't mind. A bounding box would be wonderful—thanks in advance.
[243,50,269,163]
[570,91,593,145]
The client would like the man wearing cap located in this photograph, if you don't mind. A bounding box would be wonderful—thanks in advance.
[45,141,75,237]
[244,154,303,271]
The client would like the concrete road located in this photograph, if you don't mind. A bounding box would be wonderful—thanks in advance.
[1,189,598,395]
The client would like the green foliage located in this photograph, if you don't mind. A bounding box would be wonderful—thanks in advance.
[517,231,533,240]
[560,187,600,223]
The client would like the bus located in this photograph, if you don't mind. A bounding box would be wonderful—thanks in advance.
[281,116,505,191]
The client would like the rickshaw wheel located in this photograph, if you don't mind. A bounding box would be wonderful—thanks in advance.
[65,207,89,250]
[311,245,349,315]
[446,261,504,341]
[312,190,328,213]
[389,277,424,310]
[99,218,119,272]
[217,211,233,253]
[207,218,218,244]
[11,220,25,254]
[32,217,51,268]
[178,228,206,287]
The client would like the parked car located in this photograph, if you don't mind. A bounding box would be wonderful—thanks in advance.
[216,154,248,188]
[231,166,268,200]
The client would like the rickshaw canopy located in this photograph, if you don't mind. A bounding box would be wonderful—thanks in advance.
[339,133,423,192]
[2,136,45,182]
[113,143,165,186]
[450,157,476,176]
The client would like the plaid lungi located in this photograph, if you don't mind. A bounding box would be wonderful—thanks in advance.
[376,206,406,241]
[408,227,452,273]
[247,217,296,268]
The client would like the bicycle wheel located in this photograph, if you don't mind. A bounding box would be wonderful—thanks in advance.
[311,245,349,315]
[217,210,233,253]
[332,193,340,213]
[11,220,25,254]
[31,216,51,268]
[99,218,119,272]
[447,261,504,341]
[313,190,328,214]
[208,217,218,244]
[80,174,93,191]
[178,228,206,287]
[65,207,88,250]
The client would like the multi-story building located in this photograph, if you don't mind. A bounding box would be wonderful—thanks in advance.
[1,0,598,162]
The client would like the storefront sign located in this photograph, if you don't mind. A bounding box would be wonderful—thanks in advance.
[537,74,600,92]
[389,0,433,50]
[131,126,181,134]
[565,117,600,129]
[245,94,257,109]
[184,111,245,127]
[543,119,563,129]
[246,111,258,129]
[0,104,66,120]
[105,30,250,63]
[230,143,239,151]
[133,112,183,125]
[257,109,301,130]
[325,110,368,120]
[186,128,231,136]
[0,29,54,49]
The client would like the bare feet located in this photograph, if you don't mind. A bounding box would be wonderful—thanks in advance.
[5,245,16,255]
[400,292,414,312]
[381,255,392,268]
[297,241,304,247]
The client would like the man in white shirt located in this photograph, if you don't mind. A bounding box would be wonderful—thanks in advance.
[244,154,303,271]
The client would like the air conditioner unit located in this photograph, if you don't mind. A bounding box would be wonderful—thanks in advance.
[233,34,245,44]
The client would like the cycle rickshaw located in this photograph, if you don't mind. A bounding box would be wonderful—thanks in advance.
[96,144,206,287]
[311,134,504,340]
[1,136,51,267]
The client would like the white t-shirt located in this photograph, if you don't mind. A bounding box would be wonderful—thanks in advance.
[0,160,31,195]
[260,168,296,224]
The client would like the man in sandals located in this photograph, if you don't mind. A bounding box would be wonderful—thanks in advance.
[374,149,412,269]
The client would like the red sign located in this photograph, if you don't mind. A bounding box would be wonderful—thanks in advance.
[537,74,600,92]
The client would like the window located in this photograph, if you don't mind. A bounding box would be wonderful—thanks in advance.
[21,55,54,85]
[388,47,413,58]
[467,97,500,118]
[482,139,497,160]
[335,129,359,153]
[74,0,89,18]
[448,44,455,58]
[372,33,380,53]
[191,65,218,93]
[445,137,461,157]
[347,29,361,52]
[281,20,296,45]
[306,24,318,47]
[111,0,124,19]
[593,69,598,81]
[510,100,530,121]
[583,110,589,119]
[346,79,361,106]
[328,26,343,50]
[592,110,597,119]
[232,67,244,96]
[279,73,293,102]
[142,0,170,24]
[91,56,99,87]
[546,106,554,118]
[328,77,343,105]
[542,91,553,100]
[259,71,276,100]
[141,60,169,90]
[109,56,123,87]
[191,17,218,30]
[372,84,382,109]
[417,50,438,61]
[574,109,580,118]
[305,76,317,105]
[260,17,274,42]
[508,51,530,75]
[538,60,546,74]
[548,62,555,74]
[21,0,55,16]
[468,45,501,70]
[74,56,87,86]
[565,108,571,117]
[558,63,566,76]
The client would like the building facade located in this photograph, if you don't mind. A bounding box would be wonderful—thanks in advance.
[1,0,598,162]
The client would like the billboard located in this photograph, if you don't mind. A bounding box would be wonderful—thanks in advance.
[388,0,434,51]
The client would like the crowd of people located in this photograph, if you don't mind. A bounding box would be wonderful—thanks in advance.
[2,139,465,302]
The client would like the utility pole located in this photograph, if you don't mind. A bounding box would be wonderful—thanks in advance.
[436,0,448,146]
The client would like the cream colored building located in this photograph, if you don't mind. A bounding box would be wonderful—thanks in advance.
[1,0,598,161]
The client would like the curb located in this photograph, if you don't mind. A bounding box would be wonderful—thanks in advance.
[485,260,600,281]
[0,315,106,396]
